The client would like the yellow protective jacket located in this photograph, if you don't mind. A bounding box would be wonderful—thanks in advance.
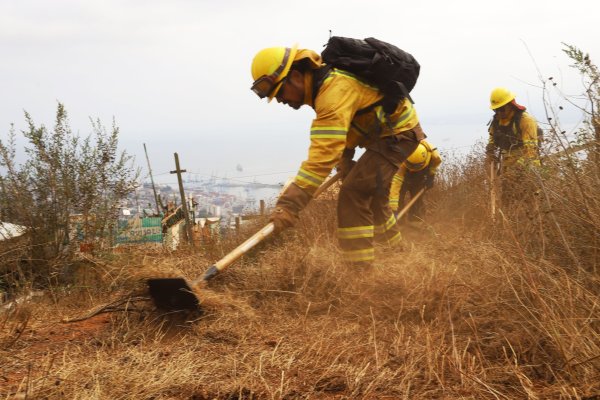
[294,68,420,195]
[487,110,540,168]
[389,140,442,211]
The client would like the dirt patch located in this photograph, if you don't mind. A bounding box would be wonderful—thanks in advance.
[1,305,112,395]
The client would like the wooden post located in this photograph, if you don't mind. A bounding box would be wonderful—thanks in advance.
[235,215,241,232]
[490,161,496,223]
[143,143,161,216]
[260,200,265,216]
[170,153,194,247]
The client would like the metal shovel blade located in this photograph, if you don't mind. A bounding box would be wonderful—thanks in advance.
[147,278,199,311]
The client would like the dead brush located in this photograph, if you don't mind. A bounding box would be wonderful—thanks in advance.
[430,143,600,396]
[0,303,32,350]
[5,193,599,399]
[433,142,492,235]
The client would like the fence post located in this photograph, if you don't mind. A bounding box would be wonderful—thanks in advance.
[170,153,195,248]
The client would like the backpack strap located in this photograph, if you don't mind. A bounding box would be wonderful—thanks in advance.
[513,110,524,138]
[355,99,384,116]
[312,65,332,104]
[312,66,387,118]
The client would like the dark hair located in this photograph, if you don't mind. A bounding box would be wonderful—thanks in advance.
[291,58,313,73]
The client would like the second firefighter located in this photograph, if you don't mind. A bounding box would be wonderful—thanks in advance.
[389,140,442,223]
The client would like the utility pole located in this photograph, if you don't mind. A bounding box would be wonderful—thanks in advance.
[143,143,161,215]
[170,153,194,247]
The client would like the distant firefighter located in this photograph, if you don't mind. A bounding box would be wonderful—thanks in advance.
[486,87,541,207]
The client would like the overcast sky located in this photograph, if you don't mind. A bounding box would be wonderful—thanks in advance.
[1,0,598,186]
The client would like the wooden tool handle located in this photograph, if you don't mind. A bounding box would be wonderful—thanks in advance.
[202,172,341,281]
[490,161,497,221]
[396,188,425,220]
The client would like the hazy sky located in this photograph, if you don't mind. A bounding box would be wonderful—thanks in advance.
[1,0,598,186]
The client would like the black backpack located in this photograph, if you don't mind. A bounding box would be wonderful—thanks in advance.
[321,36,420,113]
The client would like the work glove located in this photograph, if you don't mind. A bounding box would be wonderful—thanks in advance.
[336,148,356,180]
[270,207,297,234]
[270,182,312,234]
[425,173,435,190]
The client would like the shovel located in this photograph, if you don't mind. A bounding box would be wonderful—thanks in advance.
[147,172,341,311]
[395,188,425,220]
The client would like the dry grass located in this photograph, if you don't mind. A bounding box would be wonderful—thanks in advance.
[1,150,600,399]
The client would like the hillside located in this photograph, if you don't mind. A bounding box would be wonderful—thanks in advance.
[1,167,599,399]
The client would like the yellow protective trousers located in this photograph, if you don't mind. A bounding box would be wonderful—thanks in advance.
[337,134,419,265]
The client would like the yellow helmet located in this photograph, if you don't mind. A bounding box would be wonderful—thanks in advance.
[250,45,298,102]
[405,143,431,171]
[489,87,516,110]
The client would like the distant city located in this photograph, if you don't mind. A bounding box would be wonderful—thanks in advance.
[122,176,284,222]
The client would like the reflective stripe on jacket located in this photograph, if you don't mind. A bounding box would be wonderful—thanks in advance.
[294,68,420,194]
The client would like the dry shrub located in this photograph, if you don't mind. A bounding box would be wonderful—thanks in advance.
[1,236,31,298]
[427,142,600,398]
[527,151,600,273]
[432,142,491,234]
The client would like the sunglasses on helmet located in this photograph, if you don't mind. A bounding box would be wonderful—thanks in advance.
[251,47,291,99]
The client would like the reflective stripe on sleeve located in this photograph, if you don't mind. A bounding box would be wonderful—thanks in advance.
[310,126,347,139]
[295,168,326,188]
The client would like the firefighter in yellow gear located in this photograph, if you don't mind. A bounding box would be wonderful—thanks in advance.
[389,140,441,222]
[251,45,426,267]
[486,87,541,206]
